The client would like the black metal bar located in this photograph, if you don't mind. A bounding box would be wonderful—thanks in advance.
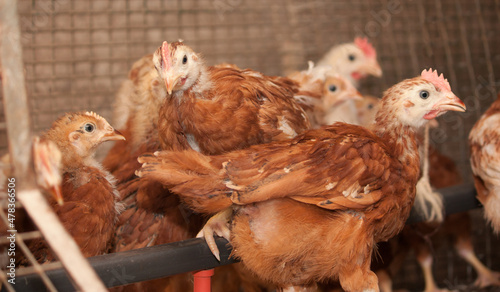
[9,238,237,291]
[8,183,480,291]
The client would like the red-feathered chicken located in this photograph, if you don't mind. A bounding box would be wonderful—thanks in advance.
[102,54,163,183]
[355,95,380,127]
[112,41,312,291]
[288,62,362,128]
[137,69,465,291]
[21,112,125,263]
[106,52,210,292]
[154,40,310,154]
[470,94,500,233]
[357,96,499,291]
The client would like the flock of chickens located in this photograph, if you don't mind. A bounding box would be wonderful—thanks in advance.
[2,37,500,292]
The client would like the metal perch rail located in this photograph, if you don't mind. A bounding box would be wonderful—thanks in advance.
[8,183,481,291]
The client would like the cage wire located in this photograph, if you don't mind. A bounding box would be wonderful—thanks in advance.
[1,0,108,290]
[0,0,499,290]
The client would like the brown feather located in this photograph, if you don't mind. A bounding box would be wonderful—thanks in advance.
[158,66,310,154]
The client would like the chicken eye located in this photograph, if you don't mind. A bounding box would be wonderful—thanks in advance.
[84,123,95,133]
[367,104,374,109]
[182,55,188,64]
[419,90,430,99]
[328,85,337,92]
[348,54,356,61]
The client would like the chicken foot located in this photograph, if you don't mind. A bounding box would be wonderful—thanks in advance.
[197,208,232,261]
[456,241,500,288]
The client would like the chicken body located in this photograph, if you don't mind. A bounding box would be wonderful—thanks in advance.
[155,41,310,154]
[23,112,125,263]
[103,54,164,181]
[470,94,500,233]
[137,70,466,291]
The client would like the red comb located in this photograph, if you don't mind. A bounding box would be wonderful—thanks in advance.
[161,41,172,70]
[354,37,376,59]
[421,68,451,92]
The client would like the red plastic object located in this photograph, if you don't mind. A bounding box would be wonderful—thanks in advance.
[193,269,214,292]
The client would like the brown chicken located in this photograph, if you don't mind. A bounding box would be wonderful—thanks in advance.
[106,51,210,292]
[136,69,466,291]
[112,41,312,291]
[355,95,380,127]
[356,95,499,291]
[102,54,163,183]
[288,62,362,128]
[155,40,310,153]
[470,94,500,233]
[20,112,125,263]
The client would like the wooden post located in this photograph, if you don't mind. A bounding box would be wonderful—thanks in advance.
[0,0,107,291]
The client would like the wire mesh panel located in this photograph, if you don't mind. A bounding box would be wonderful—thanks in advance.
[0,0,497,176]
[0,0,499,290]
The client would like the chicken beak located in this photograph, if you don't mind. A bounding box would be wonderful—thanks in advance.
[363,61,383,77]
[103,129,126,141]
[165,75,179,95]
[351,90,363,101]
[424,95,466,120]
[49,185,64,206]
[435,95,466,113]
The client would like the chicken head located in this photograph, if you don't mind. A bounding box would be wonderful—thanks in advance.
[44,112,125,169]
[318,37,382,85]
[153,41,206,95]
[379,69,466,130]
[322,75,362,110]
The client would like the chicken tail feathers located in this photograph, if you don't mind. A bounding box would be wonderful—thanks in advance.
[136,151,232,214]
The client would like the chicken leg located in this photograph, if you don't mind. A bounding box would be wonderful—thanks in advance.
[455,237,500,288]
[197,208,232,261]
[417,254,456,292]
[279,284,318,292]
[375,269,393,292]
[338,255,380,292]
